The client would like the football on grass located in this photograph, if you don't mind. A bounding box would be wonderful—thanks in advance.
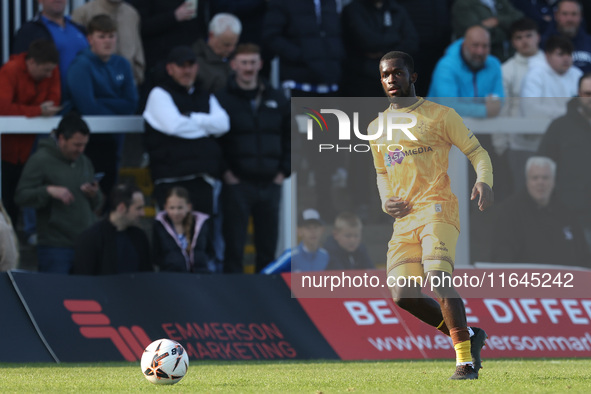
[141,338,189,385]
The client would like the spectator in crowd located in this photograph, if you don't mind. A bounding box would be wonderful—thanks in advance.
[521,35,582,116]
[451,0,523,61]
[128,0,209,80]
[324,212,374,270]
[190,13,242,269]
[67,14,138,210]
[0,201,19,272]
[193,13,241,94]
[491,156,591,267]
[0,40,61,228]
[542,0,591,72]
[398,0,453,97]
[428,25,504,118]
[292,209,329,272]
[428,26,507,207]
[143,45,229,215]
[15,113,102,273]
[13,0,88,99]
[72,182,151,275]
[153,186,212,273]
[511,0,558,36]
[215,43,290,273]
[262,0,344,98]
[493,18,545,191]
[514,35,581,188]
[501,18,545,102]
[261,208,329,274]
[537,72,591,253]
[72,0,145,85]
[211,0,266,46]
[340,0,419,97]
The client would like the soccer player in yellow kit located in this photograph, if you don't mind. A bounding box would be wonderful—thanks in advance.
[370,51,494,380]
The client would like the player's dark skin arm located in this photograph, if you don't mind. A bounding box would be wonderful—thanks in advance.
[386,182,493,218]
[471,182,494,211]
[384,197,411,218]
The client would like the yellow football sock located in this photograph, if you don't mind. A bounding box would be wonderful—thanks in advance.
[454,340,472,365]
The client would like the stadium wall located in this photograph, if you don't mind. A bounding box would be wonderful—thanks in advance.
[2,268,590,363]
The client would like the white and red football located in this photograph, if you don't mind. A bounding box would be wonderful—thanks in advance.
[140,338,189,385]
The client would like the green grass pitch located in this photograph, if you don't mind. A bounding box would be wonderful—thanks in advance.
[1,359,590,392]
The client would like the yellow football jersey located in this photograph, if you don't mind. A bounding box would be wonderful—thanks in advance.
[370,98,493,235]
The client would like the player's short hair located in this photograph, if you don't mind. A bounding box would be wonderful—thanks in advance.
[25,39,59,64]
[525,156,556,178]
[209,13,242,36]
[509,18,539,37]
[380,51,415,74]
[578,72,591,89]
[55,112,90,139]
[334,212,363,232]
[233,43,261,57]
[87,14,117,34]
[544,34,574,54]
[110,182,142,212]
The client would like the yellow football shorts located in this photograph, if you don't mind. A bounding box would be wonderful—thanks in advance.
[386,222,459,280]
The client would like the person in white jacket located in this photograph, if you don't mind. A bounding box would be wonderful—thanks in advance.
[521,34,582,116]
[143,46,230,215]
[501,18,545,110]
[494,18,545,192]
[511,34,582,189]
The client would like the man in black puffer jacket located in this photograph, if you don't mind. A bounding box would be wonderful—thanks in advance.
[215,43,290,273]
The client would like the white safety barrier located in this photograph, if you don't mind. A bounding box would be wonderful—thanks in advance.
[0,115,294,254]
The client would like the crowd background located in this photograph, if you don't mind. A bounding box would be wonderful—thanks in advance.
[1,0,590,274]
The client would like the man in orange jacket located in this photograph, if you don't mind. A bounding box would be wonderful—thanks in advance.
[0,39,61,227]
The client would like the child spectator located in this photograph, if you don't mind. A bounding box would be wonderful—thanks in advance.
[324,212,374,270]
[261,208,329,274]
[153,187,212,273]
[293,209,330,272]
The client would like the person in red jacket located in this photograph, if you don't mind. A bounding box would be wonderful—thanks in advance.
[0,39,61,227]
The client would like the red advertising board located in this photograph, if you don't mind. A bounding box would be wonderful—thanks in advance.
[284,268,591,360]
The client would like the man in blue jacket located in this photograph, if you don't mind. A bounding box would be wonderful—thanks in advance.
[428,25,504,118]
[67,14,138,208]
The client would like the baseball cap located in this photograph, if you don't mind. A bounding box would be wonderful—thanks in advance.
[167,46,197,65]
[298,209,324,226]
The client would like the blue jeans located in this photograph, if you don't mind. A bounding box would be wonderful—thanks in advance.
[36,246,75,273]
